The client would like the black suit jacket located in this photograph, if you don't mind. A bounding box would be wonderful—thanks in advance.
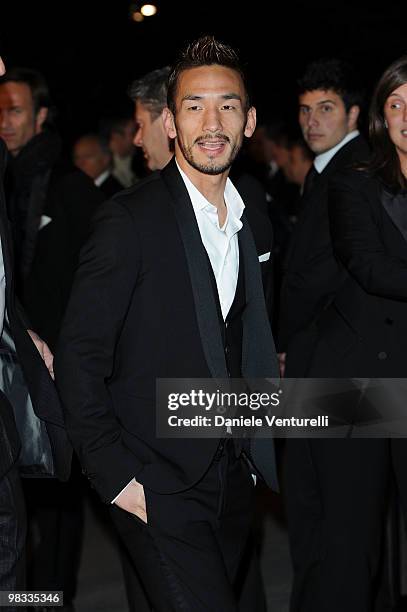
[0,139,72,480]
[308,169,407,377]
[278,135,369,371]
[98,173,124,198]
[55,158,279,503]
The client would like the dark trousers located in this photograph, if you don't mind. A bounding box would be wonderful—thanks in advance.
[110,440,258,611]
[23,459,84,605]
[285,438,407,612]
[0,463,26,611]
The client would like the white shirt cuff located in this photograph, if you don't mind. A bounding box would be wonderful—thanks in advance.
[111,477,136,504]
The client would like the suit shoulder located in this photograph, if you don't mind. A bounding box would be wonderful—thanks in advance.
[326,136,370,178]
[330,167,375,190]
[111,172,166,214]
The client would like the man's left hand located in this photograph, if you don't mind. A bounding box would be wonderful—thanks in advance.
[27,329,54,379]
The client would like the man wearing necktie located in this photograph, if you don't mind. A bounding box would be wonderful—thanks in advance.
[278,58,369,377]
[278,59,370,610]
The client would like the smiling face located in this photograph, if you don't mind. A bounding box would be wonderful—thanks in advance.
[384,83,407,168]
[298,89,359,155]
[164,65,256,178]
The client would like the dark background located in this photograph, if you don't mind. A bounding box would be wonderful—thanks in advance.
[1,1,406,142]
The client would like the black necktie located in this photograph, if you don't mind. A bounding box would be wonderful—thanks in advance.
[302,164,318,197]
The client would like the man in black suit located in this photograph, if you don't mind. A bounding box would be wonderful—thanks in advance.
[55,36,279,611]
[0,55,71,600]
[0,65,103,610]
[130,65,273,319]
[278,59,370,611]
[278,58,369,376]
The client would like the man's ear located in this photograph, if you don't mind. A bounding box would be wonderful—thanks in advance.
[163,107,177,140]
[347,105,360,132]
[35,107,48,134]
[244,107,257,138]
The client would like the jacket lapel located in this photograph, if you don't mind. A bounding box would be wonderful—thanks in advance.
[380,187,407,246]
[161,159,228,379]
[238,217,279,378]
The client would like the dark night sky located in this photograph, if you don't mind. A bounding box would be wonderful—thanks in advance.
[1,1,406,141]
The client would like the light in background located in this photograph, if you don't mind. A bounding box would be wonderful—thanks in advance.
[129,2,158,22]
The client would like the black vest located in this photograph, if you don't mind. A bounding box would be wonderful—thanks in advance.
[206,244,246,378]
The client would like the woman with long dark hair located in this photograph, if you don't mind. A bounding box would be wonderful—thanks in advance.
[286,56,407,612]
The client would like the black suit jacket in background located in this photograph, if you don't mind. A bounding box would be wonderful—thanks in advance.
[0,138,72,481]
[278,135,370,373]
[55,158,279,503]
[308,169,407,377]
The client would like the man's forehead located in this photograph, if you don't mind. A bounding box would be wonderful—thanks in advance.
[0,81,33,105]
[299,89,342,105]
[177,65,244,96]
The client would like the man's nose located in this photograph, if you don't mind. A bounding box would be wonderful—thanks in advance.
[0,111,10,129]
[133,127,142,147]
[306,110,318,128]
[202,108,222,132]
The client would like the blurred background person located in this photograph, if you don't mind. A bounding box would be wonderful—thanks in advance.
[100,115,140,188]
[130,66,173,172]
[0,66,105,612]
[73,133,124,197]
[0,55,72,611]
[282,136,314,194]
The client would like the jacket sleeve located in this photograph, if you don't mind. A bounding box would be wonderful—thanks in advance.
[54,200,143,502]
[329,171,407,301]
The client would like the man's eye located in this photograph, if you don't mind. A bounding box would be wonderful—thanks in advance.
[321,105,333,112]
[390,102,401,110]
[187,105,201,111]
[221,105,235,110]
[299,107,310,114]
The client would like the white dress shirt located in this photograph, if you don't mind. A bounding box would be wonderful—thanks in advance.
[176,161,244,320]
[313,130,359,175]
[94,170,110,188]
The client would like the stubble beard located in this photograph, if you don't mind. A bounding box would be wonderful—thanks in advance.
[177,134,241,175]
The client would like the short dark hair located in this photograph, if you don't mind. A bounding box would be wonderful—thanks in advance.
[0,67,51,116]
[366,56,407,190]
[167,35,250,114]
[129,66,170,120]
[298,58,364,112]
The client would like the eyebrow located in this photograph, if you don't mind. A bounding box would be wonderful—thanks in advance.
[181,93,242,103]
[300,99,337,107]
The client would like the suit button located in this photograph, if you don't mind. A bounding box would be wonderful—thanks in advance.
[378,351,387,360]
[225,321,229,328]
[225,346,229,355]
[385,318,394,325]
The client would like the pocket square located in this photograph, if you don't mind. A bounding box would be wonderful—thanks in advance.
[258,252,271,263]
[39,215,52,230]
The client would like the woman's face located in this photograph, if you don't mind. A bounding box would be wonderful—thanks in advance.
[384,83,407,165]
